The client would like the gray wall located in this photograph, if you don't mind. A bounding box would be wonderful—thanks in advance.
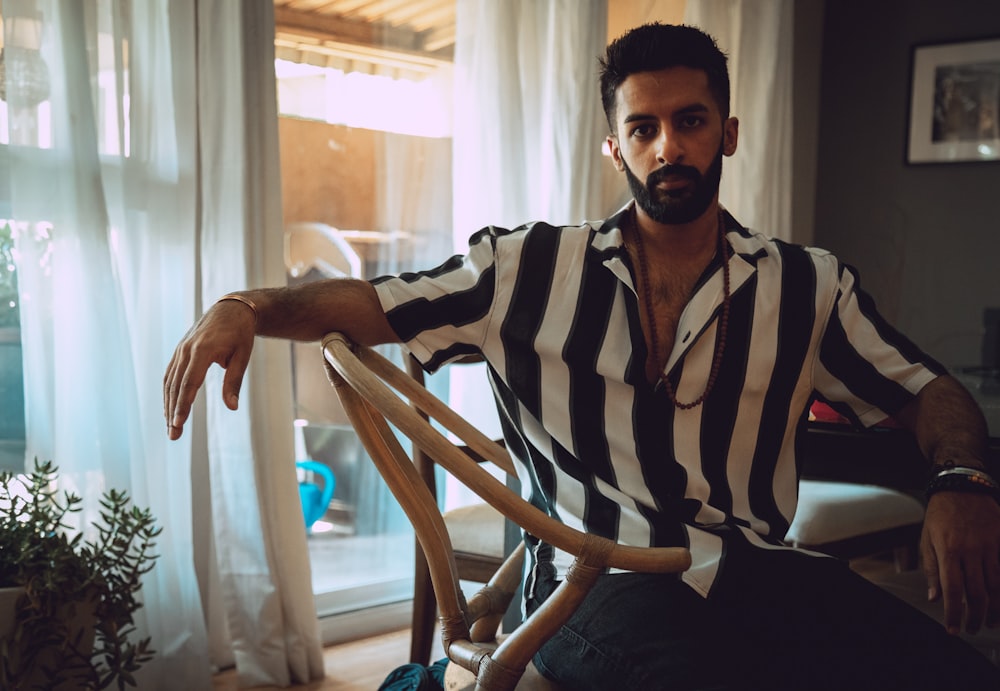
[814,0,1000,369]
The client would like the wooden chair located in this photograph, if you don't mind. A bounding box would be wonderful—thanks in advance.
[404,354,508,666]
[321,333,692,691]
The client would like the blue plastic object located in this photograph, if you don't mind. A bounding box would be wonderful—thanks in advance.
[296,460,336,531]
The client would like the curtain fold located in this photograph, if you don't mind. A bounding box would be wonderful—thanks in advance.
[452,0,609,236]
[7,0,322,686]
[448,0,608,503]
[196,0,323,685]
[7,0,211,686]
[684,0,794,239]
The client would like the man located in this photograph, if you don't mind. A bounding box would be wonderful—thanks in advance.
[165,23,1000,690]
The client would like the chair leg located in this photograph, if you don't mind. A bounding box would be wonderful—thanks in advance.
[410,539,438,665]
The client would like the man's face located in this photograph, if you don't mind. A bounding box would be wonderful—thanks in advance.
[607,67,738,225]
[622,140,724,225]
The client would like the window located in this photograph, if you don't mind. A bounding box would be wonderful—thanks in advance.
[0,220,24,471]
[0,4,126,472]
[273,11,457,636]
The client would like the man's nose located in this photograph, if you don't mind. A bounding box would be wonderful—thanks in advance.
[656,128,684,165]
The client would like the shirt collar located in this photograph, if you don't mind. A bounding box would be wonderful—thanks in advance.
[590,200,767,265]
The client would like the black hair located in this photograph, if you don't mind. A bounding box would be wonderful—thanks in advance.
[598,23,730,132]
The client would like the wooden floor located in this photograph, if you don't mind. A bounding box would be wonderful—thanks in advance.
[211,627,444,691]
[214,627,405,691]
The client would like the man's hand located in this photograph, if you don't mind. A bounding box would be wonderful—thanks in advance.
[921,491,1000,635]
[163,299,257,440]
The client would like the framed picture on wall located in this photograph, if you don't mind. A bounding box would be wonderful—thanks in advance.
[907,37,1000,164]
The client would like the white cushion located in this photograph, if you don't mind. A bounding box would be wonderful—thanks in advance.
[785,480,924,546]
[444,502,506,557]
[443,481,926,557]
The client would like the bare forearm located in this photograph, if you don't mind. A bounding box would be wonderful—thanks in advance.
[895,374,990,469]
[230,278,399,345]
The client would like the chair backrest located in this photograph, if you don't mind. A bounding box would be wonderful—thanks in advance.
[321,332,691,691]
[405,353,509,666]
[404,352,501,503]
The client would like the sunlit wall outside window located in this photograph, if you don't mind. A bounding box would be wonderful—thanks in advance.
[274,58,453,138]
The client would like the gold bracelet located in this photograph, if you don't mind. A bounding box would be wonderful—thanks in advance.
[217,293,259,325]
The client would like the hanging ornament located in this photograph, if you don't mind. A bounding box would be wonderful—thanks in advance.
[0,10,50,108]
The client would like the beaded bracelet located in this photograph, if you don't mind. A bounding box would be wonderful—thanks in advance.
[929,459,991,472]
[926,464,1000,504]
[218,293,259,325]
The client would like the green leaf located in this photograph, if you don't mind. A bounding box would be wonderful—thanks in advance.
[0,459,160,689]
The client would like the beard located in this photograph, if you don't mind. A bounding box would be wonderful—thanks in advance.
[623,141,724,225]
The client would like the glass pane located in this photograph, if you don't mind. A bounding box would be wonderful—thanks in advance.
[273,0,456,633]
[296,420,415,616]
[0,221,24,472]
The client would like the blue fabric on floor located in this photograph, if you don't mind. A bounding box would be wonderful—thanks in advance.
[377,658,449,691]
[427,657,448,686]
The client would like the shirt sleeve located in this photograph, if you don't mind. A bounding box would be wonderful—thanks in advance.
[813,259,945,427]
[370,226,500,372]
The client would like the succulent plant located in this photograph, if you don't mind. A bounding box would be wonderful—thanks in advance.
[0,459,160,689]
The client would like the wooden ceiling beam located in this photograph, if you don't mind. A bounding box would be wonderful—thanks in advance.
[275,6,422,53]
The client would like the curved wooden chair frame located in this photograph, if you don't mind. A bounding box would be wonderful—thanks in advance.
[404,353,508,666]
[321,332,692,691]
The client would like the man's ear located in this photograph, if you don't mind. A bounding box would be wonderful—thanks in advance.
[723,117,739,157]
[607,135,625,172]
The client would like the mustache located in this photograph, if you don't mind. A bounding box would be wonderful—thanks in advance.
[646,163,702,187]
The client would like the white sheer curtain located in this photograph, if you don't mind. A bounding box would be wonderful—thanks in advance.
[684,0,794,239]
[450,0,609,449]
[453,0,609,234]
[6,0,321,687]
[8,1,210,687]
[197,1,323,686]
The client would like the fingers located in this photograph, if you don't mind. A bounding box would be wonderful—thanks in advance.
[922,524,969,635]
[163,303,256,439]
[164,348,183,439]
[986,551,1000,629]
[921,530,941,602]
[222,346,251,411]
[965,550,1000,633]
[962,559,987,634]
[164,338,209,440]
[922,521,1000,636]
[936,555,965,635]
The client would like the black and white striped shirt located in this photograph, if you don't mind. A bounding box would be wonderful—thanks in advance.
[372,203,943,596]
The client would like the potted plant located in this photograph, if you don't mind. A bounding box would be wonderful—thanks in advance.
[0,459,161,689]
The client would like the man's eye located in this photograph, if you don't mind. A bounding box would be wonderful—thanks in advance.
[679,116,704,128]
[631,125,655,138]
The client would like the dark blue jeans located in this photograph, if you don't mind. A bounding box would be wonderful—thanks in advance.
[528,537,1000,690]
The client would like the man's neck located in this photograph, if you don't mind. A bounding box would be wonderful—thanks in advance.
[632,202,721,267]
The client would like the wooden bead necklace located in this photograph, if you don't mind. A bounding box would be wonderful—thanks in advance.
[629,207,732,409]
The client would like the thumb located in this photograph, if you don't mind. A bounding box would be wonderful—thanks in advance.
[921,535,941,602]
